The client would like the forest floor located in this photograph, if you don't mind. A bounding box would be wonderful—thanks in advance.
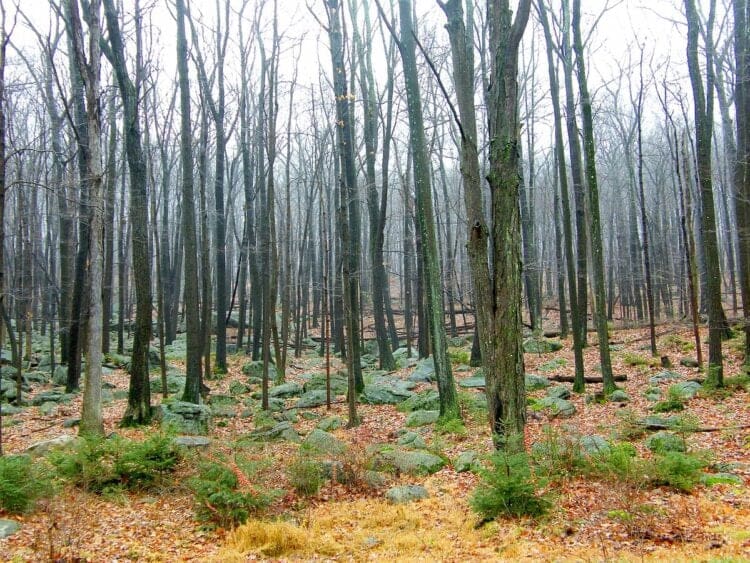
[1,322,750,561]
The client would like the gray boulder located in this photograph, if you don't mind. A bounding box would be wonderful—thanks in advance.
[408,358,435,383]
[39,402,59,416]
[458,375,486,388]
[537,397,576,418]
[361,384,413,405]
[386,485,429,504]
[454,450,479,473]
[173,436,211,448]
[398,389,440,413]
[52,365,68,386]
[303,372,348,396]
[525,374,551,391]
[649,370,683,385]
[159,401,212,435]
[547,385,571,400]
[523,338,563,354]
[269,382,303,398]
[670,381,702,400]
[609,390,630,403]
[0,404,23,416]
[248,421,301,443]
[26,435,78,457]
[397,431,428,450]
[646,431,686,453]
[316,416,343,432]
[0,519,20,538]
[374,448,445,475]
[303,429,347,455]
[578,435,611,455]
[295,390,329,409]
[405,410,439,427]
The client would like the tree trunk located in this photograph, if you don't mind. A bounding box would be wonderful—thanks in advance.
[103,0,153,425]
[572,0,615,393]
[685,0,725,386]
[176,0,203,403]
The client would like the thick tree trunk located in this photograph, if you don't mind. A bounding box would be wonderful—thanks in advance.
[572,0,615,393]
[103,0,153,425]
[176,0,203,403]
[398,0,458,421]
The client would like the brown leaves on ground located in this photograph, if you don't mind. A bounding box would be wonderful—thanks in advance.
[1,322,749,561]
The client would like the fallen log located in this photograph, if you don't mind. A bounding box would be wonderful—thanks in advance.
[547,374,628,383]
[638,422,750,433]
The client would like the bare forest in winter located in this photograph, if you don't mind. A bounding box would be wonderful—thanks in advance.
[0,0,749,559]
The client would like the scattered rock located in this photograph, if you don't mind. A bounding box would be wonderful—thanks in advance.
[317,416,343,432]
[405,410,439,427]
[269,382,303,398]
[670,381,702,400]
[31,390,74,405]
[537,397,576,418]
[547,385,571,400]
[0,404,23,416]
[26,435,78,457]
[649,370,683,385]
[643,387,662,401]
[295,390,329,409]
[408,358,435,383]
[639,415,679,429]
[229,381,250,395]
[303,372,348,396]
[39,401,59,416]
[680,358,700,368]
[578,435,611,455]
[523,338,563,354]
[646,431,686,453]
[303,429,347,455]
[454,450,479,473]
[242,361,265,378]
[360,384,413,405]
[525,374,551,390]
[159,401,212,435]
[248,421,301,443]
[397,431,428,449]
[173,436,211,448]
[374,448,445,475]
[62,418,80,428]
[0,519,20,538]
[386,484,429,504]
[52,365,68,386]
[458,376,486,388]
[608,390,629,403]
[398,390,440,413]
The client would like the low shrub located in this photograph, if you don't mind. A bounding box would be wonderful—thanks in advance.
[0,455,55,513]
[652,391,686,413]
[470,452,550,521]
[190,460,275,529]
[287,456,324,496]
[647,451,707,492]
[448,348,470,366]
[51,432,180,493]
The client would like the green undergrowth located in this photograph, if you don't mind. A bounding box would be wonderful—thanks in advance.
[189,456,279,529]
[49,432,181,495]
[0,455,55,513]
[528,426,710,493]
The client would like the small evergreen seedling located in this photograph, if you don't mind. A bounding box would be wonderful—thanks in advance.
[470,452,550,521]
[0,455,54,513]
